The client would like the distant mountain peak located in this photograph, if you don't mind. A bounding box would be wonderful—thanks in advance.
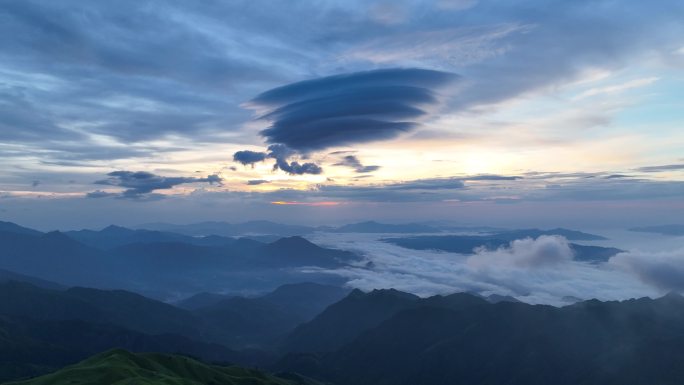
[269,236,318,249]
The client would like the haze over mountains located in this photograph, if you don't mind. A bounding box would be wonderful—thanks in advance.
[1,219,683,383]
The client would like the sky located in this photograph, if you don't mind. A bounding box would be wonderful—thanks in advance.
[1,0,683,230]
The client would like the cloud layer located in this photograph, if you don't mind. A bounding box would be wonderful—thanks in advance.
[306,233,661,305]
[251,68,458,151]
[91,171,221,199]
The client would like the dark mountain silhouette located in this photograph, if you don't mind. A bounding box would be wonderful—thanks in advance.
[5,349,319,385]
[259,236,359,268]
[0,316,264,382]
[491,228,607,241]
[384,234,622,262]
[282,289,419,353]
[183,283,351,349]
[0,282,200,338]
[0,268,65,290]
[0,221,43,236]
[0,280,348,354]
[65,225,194,249]
[630,224,684,236]
[262,283,351,321]
[65,225,241,249]
[278,291,684,385]
[196,296,304,349]
[0,230,117,288]
[331,221,441,233]
[176,292,234,310]
[137,220,316,237]
[0,222,359,298]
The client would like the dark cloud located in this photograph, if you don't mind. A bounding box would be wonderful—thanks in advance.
[232,144,323,175]
[251,68,458,151]
[233,150,268,166]
[334,155,380,173]
[247,179,269,185]
[86,190,118,199]
[635,164,684,173]
[464,174,521,181]
[91,171,222,199]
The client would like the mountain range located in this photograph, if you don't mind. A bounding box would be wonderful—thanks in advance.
[5,349,321,385]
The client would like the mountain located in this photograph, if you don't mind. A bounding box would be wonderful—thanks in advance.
[0,222,359,298]
[279,292,684,385]
[0,315,261,382]
[64,225,193,249]
[0,268,65,290]
[183,283,351,349]
[0,230,120,288]
[491,228,607,241]
[65,225,241,249]
[5,349,320,385]
[281,289,419,353]
[331,221,441,233]
[176,292,234,310]
[0,221,42,236]
[196,296,305,349]
[262,283,351,321]
[137,220,316,237]
[629,224,684,236]
[259,236,359,268]
[0,280,347,353]
[384,234,622,262]
[0,282,201,339]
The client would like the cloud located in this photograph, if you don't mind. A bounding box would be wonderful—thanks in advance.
[267,144,323,175]
[609,249,684,293]
[464,174,521,181]
[91,171,222,199]
[86,190,118,199]
[250,68,458,151]
[333,155,380,173]
[232,144,323,176]
[467,235,574,269]
[247,179,269,185]
[233,150,268,166]
[305,233,656,305]
[635,164,684,172]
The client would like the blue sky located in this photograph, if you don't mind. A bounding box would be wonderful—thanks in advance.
[0,0,683,229]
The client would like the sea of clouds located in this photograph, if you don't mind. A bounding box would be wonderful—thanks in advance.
[306,231,684,305]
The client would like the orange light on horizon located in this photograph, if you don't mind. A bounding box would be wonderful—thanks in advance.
[270,201,341,206]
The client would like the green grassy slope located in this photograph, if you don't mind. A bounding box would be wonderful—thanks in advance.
[5,349,320,385]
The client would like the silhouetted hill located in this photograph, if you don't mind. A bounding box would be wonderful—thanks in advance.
[137,220,316,237]
[260,237,359,268]
[279,291,684,385]
[65,225,193,249]
[0,221,42,236]
[0,269,65,290]
[5,349,320,385]
[0,316,259,382]
[331,221,441,233]
[180,283,351,348]
[0,282,200,338]
[282,289,419,353]
[262,283,351,321]
[176,292,234,310]
[492,228,607,241]
[0,230,116,288]
[197,296,304,349]
[0,222,359,297]
[384,234,622,262]
[629,224,684,236]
